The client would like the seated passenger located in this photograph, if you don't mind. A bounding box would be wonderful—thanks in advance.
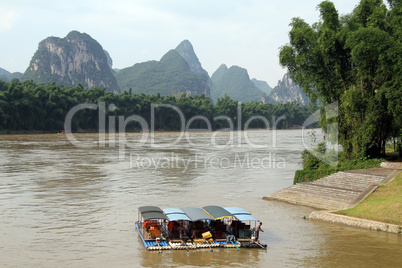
[178,224,185,239]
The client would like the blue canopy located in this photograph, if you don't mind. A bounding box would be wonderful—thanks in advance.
[163,208,191,221]
[224,207,258,221]
[163,208,185,215]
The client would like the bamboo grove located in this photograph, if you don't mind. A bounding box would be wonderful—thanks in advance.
[280,0,402,158]
[0,79,315,133]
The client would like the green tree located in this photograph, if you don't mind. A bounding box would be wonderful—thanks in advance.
[280,0,402,158]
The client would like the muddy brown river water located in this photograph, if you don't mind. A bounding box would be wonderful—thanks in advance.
[0,130,401,267]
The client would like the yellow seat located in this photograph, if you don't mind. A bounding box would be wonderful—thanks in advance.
[202,231,212,239]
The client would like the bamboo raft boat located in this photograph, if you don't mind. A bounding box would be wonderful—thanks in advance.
[136,205,267,251]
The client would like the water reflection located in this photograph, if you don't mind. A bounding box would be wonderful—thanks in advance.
[140,247,265,267]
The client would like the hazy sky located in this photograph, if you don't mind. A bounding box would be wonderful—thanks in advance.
[1,0,363,86]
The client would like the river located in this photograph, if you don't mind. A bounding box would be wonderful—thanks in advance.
[0,130,401,267]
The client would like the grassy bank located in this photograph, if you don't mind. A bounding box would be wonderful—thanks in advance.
[294,143,384,184]
[336,172,402,226]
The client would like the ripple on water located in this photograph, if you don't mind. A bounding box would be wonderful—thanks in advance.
[0,131,401,267]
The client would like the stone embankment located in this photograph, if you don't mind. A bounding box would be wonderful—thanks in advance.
[264,168,399,210]
[263,163,401,234]
[309,211,402,234]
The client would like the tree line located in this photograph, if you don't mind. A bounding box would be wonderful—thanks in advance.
[0,79,315,132]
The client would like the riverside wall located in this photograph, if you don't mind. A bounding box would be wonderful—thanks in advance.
[309,210,402,234]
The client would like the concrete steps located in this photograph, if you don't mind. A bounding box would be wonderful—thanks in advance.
[264,168,399,210]
[310,172,384,191]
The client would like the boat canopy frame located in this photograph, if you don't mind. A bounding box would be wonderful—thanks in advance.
[181,207,213,221]
[163,208,191,221]
[224,207,258,222]
[202,205,237,220]
[138,206,167,221]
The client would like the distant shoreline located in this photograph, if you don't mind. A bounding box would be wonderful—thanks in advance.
[0,130,56,135]
[0,128,307,136]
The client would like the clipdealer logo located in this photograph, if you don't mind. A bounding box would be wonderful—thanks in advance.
[64,102,286,158]
[301,101,339,167]
[63,101,338,169]
[129,152,286,173]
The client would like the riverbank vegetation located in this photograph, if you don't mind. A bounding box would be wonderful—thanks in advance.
[280,0,402,159]
[337,172,402,226]
[281,0,401,184]
[294,142,384,184]
[0,79,315,133]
